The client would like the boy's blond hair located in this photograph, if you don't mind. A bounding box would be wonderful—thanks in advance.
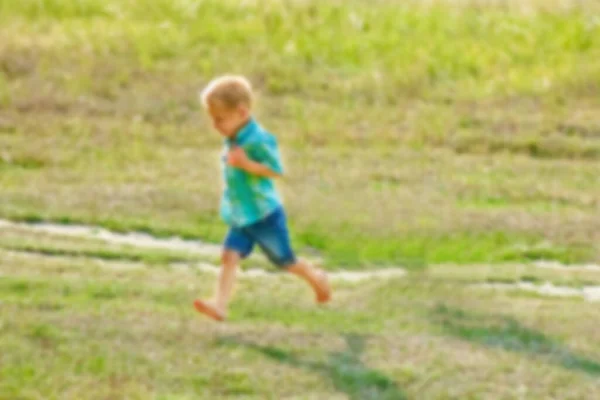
[200,75,253,109]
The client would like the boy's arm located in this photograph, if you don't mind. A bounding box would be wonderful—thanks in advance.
[242,158,281,178]
[227,146,283,178]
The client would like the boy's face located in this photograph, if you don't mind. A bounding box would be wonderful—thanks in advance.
[206,102,250,138]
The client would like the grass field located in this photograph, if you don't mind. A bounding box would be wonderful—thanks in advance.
[2,245,600,399]
[1,1,600,397]
[1,0,599,267]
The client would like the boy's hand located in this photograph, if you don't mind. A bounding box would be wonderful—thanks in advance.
[226,145,281,178]
[227,147,250,168]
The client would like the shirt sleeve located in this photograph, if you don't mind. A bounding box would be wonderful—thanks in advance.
[246,136,284,175]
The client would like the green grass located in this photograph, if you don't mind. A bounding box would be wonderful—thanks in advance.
[2,249,600,399]
[1,0,600,267]
[430,262,600,287]
[0,225,294,270]
[0,228,212,265]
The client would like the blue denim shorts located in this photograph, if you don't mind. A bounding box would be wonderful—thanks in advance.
[224,207,297,268]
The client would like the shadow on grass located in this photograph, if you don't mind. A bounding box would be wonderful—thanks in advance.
[219,333,407,400]
[432,305,600,376]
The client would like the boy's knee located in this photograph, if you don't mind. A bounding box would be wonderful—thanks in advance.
[269,252,297,270]
[221,251,240,267]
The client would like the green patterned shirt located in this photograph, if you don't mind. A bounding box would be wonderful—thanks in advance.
[220,118,284,227]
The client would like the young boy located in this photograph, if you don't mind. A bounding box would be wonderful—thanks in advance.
[193,75,331,321]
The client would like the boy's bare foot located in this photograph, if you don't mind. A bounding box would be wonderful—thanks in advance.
[193,299,226,321]
[315,269,332,304]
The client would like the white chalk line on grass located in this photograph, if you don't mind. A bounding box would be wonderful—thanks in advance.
[0,219,406,282]
[533,260,600,272]
[479,281,600,302]
[171,261,407,282]
[0,219,223,257]
[3,219,600,284]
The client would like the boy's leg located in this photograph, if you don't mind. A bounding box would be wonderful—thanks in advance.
[250,208,332,304]
[193,250,241,320]
[194,228,253,321]
[287,260,331,304]
[214,250,242,312]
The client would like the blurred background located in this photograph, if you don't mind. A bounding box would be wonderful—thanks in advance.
[2,2,600,398]
[1,0,599,268]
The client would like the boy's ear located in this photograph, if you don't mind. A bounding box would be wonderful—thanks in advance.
[238,105,250,118]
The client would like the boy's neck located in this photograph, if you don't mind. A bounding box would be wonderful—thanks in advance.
[230,116,253,141]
